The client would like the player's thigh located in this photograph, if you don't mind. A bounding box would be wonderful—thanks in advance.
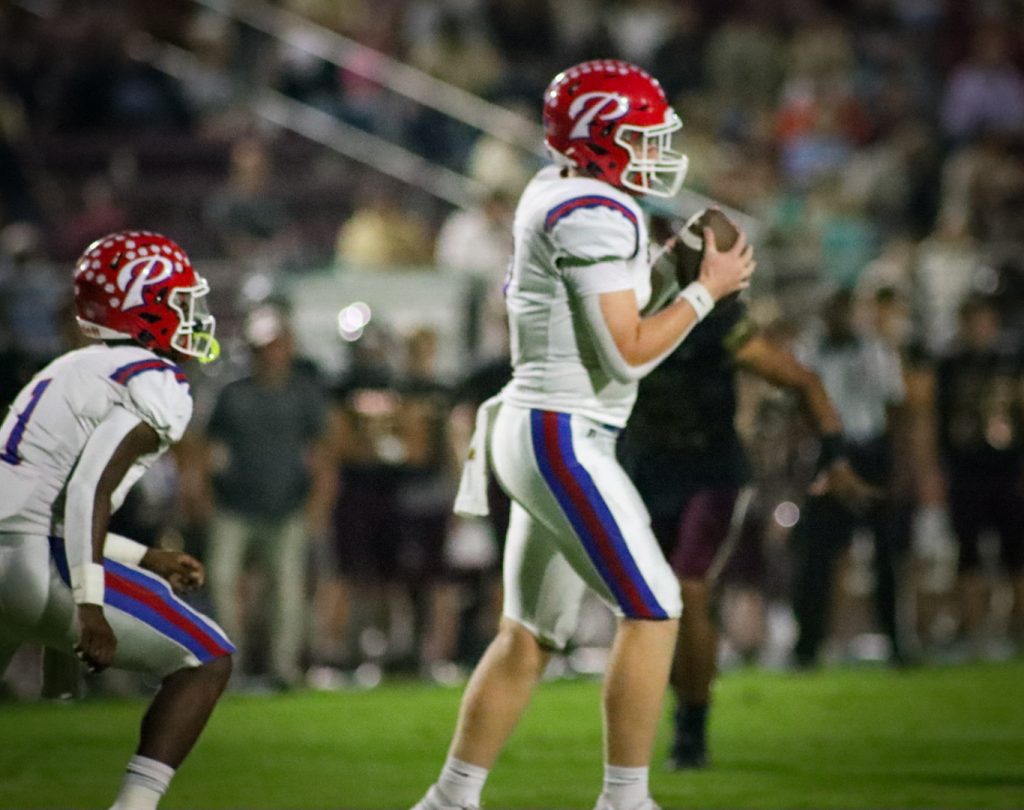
[0,536,75,649]
[501,501,588,649]
[102,559,235,677]
[667,487,741,580]
[491,406,680,621]
[2,536,234,677]
[562,422,681,619]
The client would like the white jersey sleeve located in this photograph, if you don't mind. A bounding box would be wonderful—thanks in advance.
[548,199,640,298]
[122,362,193,445]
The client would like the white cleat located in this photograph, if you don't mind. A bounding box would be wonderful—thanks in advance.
[593,795,663,810]
[410,785,480,810]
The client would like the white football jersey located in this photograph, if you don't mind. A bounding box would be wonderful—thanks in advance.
[500,166,652,427]
[0,344,192,536]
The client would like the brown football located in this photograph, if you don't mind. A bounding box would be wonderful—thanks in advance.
[674,207,740,286]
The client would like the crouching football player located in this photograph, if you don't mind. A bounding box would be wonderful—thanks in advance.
[0,231,234,810]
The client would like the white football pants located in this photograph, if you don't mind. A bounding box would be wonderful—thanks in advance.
[489,403,681,649]
[0,533,233,678]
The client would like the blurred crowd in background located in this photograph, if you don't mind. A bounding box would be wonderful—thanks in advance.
[2,0,1024,695]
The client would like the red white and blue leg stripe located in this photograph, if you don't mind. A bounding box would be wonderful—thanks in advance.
[49,538,234,663]
[530,410,668,620]
[104,561,234,663]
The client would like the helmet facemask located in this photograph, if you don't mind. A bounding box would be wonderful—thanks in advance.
[615,111,689,198]
[168,276,218,362]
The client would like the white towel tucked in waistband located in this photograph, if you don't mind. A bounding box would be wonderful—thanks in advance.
[453,395,502,518]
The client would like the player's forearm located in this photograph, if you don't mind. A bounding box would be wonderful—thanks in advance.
[64,409,144,604]
[90,491,113,564]
[630,294,706,365]
[592,286,710,378]
[581,294,687,382]
[62,484,112,608]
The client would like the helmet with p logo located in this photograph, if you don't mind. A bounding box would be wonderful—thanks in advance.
[73,231,217,361]
[543,59,688,198]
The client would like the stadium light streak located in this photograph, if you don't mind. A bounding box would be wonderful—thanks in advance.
[12,0,485,207]
[193,0,545,157]
[150,42,485,208]
[253,91,483,207]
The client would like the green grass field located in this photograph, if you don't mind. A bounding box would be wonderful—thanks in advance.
[2,660,1023,810]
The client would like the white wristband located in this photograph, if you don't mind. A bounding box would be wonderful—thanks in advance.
[677,281,715,321]
[104,533,149,566]
[71,563,106,605]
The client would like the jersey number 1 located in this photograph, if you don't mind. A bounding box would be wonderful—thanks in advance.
[0,378,52,465]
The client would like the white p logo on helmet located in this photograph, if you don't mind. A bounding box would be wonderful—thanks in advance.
[568,92,630,139]
[117,255,177,310]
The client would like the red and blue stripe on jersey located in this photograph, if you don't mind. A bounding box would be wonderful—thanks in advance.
[110,358,188,387]
[544,195,639,237]
[530,410,668,620]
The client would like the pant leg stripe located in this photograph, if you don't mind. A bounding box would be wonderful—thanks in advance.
[531,410,666,619]
[104,562,234,661]
[48,537,234,659]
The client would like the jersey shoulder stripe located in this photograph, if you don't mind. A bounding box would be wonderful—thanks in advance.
[110,358,188,387]
[544,195,639,233]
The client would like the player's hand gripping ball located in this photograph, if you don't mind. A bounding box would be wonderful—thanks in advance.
[672,207,741,287]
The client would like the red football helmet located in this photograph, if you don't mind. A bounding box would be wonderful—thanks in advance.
[73,231,217,361]
[543,59,689,198]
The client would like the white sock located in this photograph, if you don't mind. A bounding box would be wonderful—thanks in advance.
[109,755,175,810]
[435,756,489,807]
[602,764,649,810]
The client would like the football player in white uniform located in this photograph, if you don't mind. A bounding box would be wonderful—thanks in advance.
[411,60,755,810]
[0,231,234,810]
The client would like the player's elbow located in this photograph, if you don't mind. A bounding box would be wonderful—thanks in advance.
[602,344,645,383]
[611,332,651,371]
[616,342,645,369]
[606,358,639,384]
